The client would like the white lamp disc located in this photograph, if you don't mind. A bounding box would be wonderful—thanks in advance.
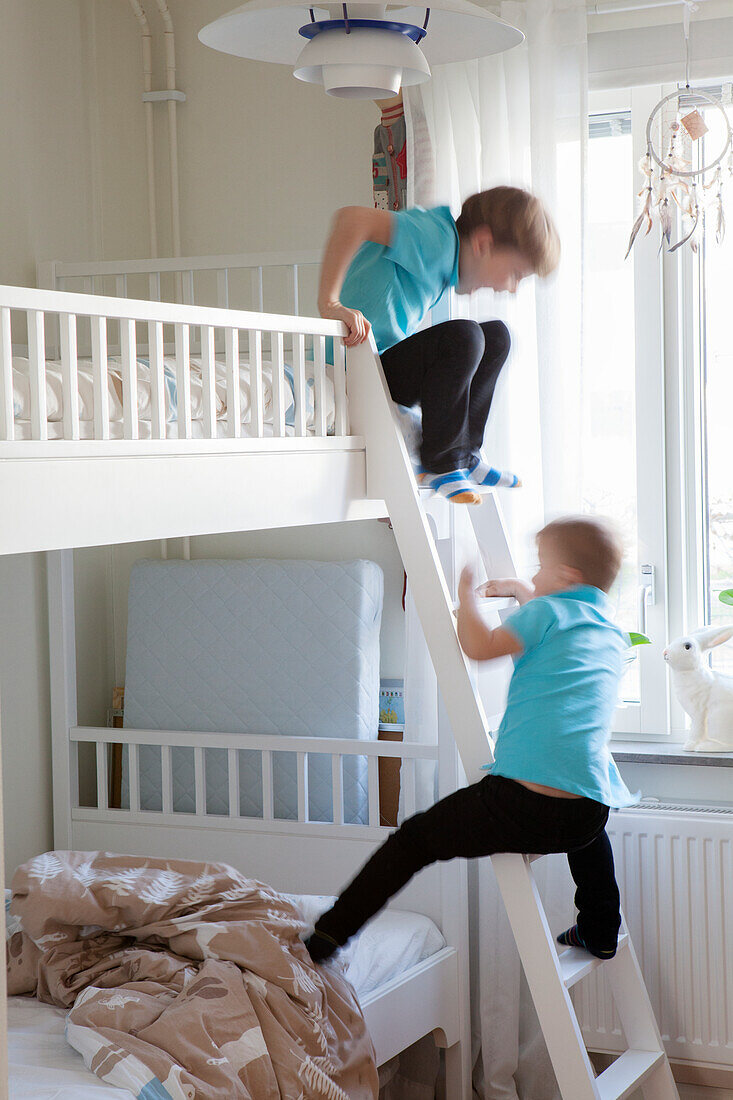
[199,0,524,66]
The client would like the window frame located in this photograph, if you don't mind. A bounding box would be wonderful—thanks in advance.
[591,77,733,742]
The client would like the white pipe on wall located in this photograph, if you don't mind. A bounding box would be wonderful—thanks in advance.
[152,0,182,259]
[128,0,159,257]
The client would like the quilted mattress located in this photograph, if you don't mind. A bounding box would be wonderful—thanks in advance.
[122,558,384,823]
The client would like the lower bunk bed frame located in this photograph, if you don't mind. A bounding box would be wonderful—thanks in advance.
[46,550,471,1087]
[0,261,473,1096]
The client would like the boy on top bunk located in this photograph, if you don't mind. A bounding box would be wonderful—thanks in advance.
[318,186,560,503]
[305,515,636,964]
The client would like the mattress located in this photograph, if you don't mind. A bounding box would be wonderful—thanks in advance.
[8,352,335,435]
[7,901,445,1098]
[123,558,383,824]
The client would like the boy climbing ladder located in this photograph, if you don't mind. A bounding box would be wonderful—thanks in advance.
[318,186,560,502]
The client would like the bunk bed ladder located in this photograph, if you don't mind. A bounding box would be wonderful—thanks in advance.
[347,341,679,1100]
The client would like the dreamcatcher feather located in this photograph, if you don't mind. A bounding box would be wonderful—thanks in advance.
[625,184,653,260]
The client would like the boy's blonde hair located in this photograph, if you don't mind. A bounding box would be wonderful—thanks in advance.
[455,186,560,278]
[538,515,623,593]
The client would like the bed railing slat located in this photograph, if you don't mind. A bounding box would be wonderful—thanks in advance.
[0,306,14,441]
[368,756,380,827]
[332,754,344,826]
[297,752,308,824]
[27,309,48,441]
[291,265,299,316]
[314,335,327,438]
[194,746,205,816]
[148,272,161,302]
[251,267,264,313]
[262,750,273,820]
[216,269,229,309]
[91,314,110,440]
[149,320,166,439]
[293,333,307,438]
[96,742,109,811]
[272,331,286,437]
[59,313,80,441]
[228,748,240,818]
[249,329,264,437]
[120,317,139,440]
[182,270,195,306]
[128,744,140,812]
[333,338,348,437]
[225,327,241,439]
[161,745,173,815]
[200,325,217,439]
[174,323,192,439]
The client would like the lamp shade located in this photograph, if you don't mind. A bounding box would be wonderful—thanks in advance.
[294,26,431,98]
[199,0,524,98]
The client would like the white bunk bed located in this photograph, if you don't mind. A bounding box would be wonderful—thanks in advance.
[0,253,474,1097]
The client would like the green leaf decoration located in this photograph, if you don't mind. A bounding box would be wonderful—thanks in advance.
[628,632,651,646]
[719,589,733,606]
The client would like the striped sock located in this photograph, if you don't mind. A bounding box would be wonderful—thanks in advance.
[557,925,617,959]
[468,457,521,490]
[417,468,482,505]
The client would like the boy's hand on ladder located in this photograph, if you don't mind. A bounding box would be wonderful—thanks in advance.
[478,578,534,605]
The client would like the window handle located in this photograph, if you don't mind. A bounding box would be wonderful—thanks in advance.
[638,563,656,635]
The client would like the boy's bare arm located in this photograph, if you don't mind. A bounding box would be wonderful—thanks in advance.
[318,207,393,346]
[457,567,524,661]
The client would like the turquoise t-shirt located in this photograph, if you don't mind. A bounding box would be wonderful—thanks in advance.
[340,206,460,354]
[488,586,637,808]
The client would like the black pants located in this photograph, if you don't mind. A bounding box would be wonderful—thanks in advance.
[380,319,511,473]
[314,775,621,956]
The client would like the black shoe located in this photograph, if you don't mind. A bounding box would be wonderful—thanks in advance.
[304,929,340,963]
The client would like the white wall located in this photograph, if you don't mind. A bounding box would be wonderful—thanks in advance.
[0,2,98,288]
[84,0,375,260]
[0,556,53,880]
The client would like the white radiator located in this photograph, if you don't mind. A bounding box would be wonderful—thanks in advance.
[574,803,733,1070]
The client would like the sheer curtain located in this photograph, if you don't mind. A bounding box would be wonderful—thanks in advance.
[403,2,589,1096]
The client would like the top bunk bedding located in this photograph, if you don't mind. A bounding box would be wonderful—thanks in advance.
[9,352,336,439]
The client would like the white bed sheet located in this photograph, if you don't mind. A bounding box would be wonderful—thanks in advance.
[7,900,445,1097]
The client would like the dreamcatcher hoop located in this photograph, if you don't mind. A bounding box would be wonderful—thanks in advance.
[645,87,732,179]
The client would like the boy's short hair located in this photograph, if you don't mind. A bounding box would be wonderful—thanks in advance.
[538,515,623,593]
[455,186,560,278]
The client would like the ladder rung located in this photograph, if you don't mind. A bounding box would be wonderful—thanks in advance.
[595,1049,666,1100]
[452,596,516,613]
[559,932,629,988]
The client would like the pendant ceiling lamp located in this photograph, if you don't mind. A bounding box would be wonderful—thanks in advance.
[199,1,524,99]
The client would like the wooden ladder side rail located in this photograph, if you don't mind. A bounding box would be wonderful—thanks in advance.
[346,339,494,787]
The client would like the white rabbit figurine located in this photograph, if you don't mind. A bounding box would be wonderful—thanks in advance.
[663,626,733,751]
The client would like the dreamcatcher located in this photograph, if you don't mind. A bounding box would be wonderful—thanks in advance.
[625,1,732,258]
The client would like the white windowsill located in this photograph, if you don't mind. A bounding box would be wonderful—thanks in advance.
[611,739,733,768]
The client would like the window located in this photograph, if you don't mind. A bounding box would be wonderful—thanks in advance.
[583,83,733,738]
